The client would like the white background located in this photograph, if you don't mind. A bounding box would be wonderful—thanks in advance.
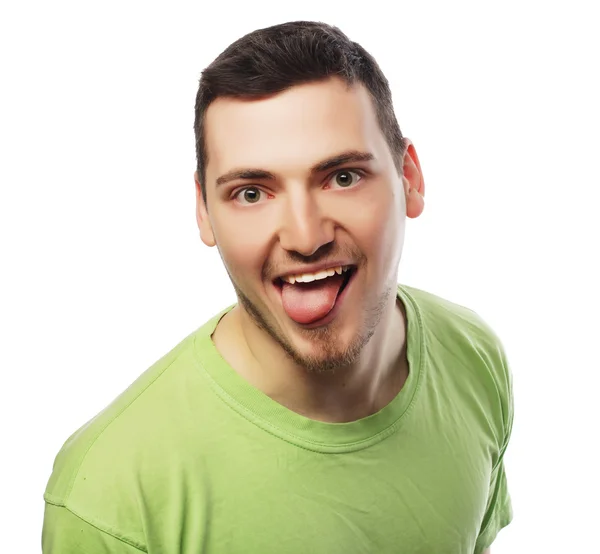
[1,0,598,552]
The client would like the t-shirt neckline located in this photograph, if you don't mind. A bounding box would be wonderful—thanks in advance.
[192,285,425,453]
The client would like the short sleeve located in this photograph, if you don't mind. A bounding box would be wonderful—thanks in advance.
[474,459,513,553]
[474,342,514,553]
[42,503,146,554]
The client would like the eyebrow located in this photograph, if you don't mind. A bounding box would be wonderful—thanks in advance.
[215,150,375,187]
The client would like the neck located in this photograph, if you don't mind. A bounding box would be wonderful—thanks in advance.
[212,296,409,423]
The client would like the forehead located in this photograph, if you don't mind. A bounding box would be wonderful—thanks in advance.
[204,78,388,180]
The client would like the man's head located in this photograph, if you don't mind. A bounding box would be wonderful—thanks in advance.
[194,21,425,373]
[194,21,409,207]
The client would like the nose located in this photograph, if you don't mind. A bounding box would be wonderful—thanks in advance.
[278,191,335,256]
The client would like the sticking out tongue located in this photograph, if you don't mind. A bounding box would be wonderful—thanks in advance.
[281,273,346,325]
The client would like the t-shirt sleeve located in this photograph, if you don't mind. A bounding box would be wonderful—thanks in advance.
[474,339,515,554]
[43,503,146,554]
[474,459,513,553]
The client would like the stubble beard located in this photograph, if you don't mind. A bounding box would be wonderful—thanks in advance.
[234,280,394,374]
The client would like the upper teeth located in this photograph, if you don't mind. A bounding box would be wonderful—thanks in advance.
[281,265,351,284]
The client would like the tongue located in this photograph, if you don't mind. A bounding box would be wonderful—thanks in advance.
[281,274,345,325]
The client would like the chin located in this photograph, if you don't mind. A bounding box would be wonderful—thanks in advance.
[286,321,375,373]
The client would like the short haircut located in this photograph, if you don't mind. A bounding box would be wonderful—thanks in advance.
[194,21,406,205]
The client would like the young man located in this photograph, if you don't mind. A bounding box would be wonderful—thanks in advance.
[43,21,512,554]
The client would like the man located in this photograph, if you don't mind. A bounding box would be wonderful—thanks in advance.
[43,21,513,554]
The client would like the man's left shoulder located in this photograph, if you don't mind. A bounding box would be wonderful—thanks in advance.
[400,284,512,412]
[400,284,508,361]
[401,284,513,471]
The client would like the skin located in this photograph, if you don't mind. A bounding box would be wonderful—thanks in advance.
[195,77,425,423]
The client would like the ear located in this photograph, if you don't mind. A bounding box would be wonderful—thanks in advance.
[401,139,425,219]
[194,171,216,247]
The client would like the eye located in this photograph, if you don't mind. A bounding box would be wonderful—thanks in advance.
[328,169,363,189]
[233,187,265,205]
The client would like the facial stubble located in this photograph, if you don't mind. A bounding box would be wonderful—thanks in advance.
[233,278,394,374]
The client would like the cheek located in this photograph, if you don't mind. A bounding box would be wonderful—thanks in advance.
[352,189,404,267]
[212,210,272,281]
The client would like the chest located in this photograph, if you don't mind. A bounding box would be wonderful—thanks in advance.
[152,434,492,554]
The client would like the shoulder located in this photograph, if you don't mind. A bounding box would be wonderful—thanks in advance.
[401,284,510,375]
[43,312,232,545]
[44,324,207,512]
[401,285,503,345]
[400,284,513,452]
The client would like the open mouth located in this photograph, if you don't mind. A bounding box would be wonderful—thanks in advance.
[273,266,356,293]
[273,266,357,326]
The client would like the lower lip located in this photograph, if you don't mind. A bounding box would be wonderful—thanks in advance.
[275,269,357,329]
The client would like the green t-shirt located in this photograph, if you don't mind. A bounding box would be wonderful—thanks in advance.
[43,285,513,553]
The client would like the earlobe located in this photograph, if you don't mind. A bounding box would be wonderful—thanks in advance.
[194,171,216,247]
[406,187,425,219]
[401,139,425,219]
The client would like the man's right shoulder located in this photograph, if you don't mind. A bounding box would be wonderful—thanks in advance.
[44,320,217,509]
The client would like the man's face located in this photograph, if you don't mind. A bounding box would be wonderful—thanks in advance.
[198,78,413,373]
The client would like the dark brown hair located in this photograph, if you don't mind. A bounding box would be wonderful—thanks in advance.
[194,21,406,205]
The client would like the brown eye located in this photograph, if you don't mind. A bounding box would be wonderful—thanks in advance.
[332,170,361,188]
[235,187,263,205]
